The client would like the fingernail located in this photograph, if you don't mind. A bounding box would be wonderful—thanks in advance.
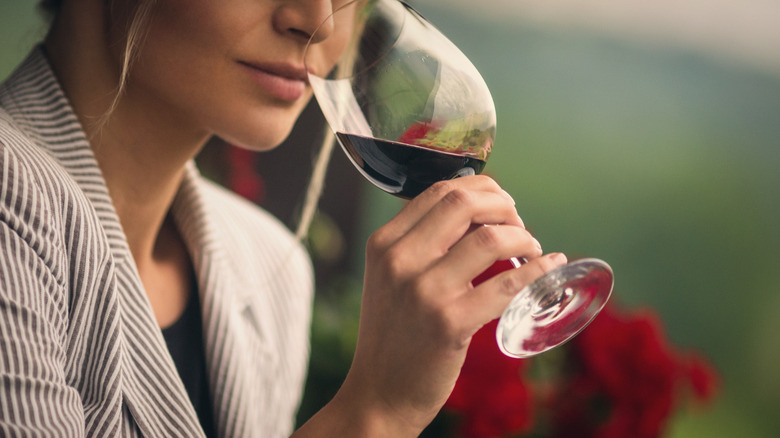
[501,189,516,205]
[552,252,568,264]
[516,213,525,228]
[533,238,542,251]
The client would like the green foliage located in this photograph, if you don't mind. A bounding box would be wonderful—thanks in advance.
[0,3,46,80]
[296,275,362,426]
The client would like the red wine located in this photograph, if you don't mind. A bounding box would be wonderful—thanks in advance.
[336,132,487,199]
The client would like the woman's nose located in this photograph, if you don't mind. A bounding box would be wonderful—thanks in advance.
[273,0,335,43]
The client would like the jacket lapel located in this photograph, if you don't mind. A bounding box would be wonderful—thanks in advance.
[172,164,279,437]
[16,48,205,437]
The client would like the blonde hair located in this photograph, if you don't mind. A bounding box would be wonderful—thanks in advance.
[99,0,158,131]
[41,0,157,133]
[294,2,368,240]
[295,128,336,240]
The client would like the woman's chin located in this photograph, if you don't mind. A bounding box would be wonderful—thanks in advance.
[217,123,296,152]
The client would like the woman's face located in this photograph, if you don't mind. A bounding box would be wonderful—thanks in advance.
[118,0,356,150]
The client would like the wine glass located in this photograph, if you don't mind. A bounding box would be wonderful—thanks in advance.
[304,0,613,358]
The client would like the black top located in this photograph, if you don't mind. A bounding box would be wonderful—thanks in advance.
[161,287,217,437]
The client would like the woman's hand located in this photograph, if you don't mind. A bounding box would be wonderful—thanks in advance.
[336,175,568,435]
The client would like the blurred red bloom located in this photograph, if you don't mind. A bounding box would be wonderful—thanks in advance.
[683,353,719,403]
[445,319,534,438]
[549,305,719,438]
[226,146,264,203]
[441,303,718,438]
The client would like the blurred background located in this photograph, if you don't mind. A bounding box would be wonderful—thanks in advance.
[3,0,778,436]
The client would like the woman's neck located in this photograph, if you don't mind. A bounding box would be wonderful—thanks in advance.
[41,0,213,327]
[86,90,208,262]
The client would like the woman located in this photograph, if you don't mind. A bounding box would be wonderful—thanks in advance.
[0,0,566,436]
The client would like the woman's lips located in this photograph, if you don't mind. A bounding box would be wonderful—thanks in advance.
[239,61,307,102]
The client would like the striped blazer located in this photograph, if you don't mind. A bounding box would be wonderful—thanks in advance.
[0,48,314,437]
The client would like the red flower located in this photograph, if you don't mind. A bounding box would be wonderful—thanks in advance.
[226,146,265,203]
[548,304,719,438]
[684,353,719,403]
[445,319,534,438]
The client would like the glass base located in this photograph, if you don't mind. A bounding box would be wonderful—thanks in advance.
[496,258,613,358]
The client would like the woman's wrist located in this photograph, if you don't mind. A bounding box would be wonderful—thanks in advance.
[340,373,430,437]
[294,377,426,438]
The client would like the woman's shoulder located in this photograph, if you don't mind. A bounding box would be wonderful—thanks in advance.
[0,105,69,208]
[0,48,93,205]
[0,105,86,209]
[0,107,101,293]
[0,103,34,153]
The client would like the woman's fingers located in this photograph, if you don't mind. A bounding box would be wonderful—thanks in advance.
[382,186,525,274]
[441,224,542,286]
[407,198,523,271]
[453,252,569,333]
[376,175,520,248]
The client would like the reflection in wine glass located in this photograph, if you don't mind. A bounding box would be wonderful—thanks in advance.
[304,0,613,358]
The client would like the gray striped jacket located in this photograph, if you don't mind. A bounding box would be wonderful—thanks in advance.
[0,48,314,437]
